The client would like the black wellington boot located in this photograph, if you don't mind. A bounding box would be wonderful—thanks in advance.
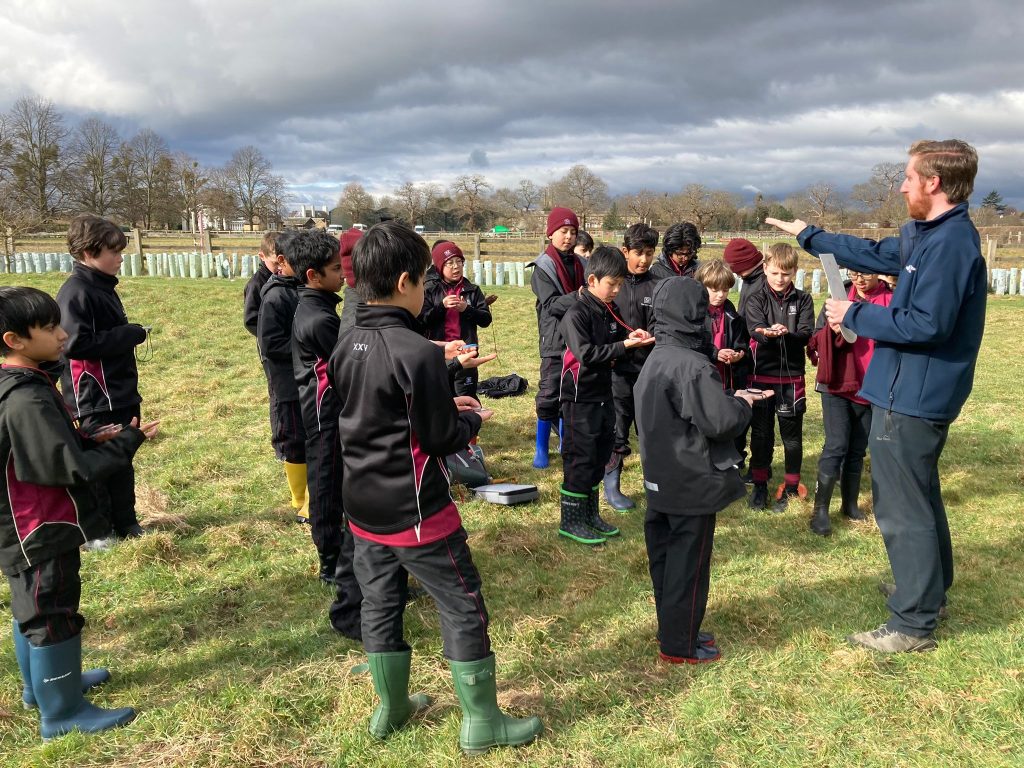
[810,472,836,536]
[558,489,603,545]
[840,471,865,520]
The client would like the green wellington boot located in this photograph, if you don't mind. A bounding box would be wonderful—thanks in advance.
[449,655,543,755]
[366,650,432,739]
[13,620,110,709]
[29,635,135,740]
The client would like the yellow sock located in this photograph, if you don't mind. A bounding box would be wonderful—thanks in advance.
[283,462,307,510]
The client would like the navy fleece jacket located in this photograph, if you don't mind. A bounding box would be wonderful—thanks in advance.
[796,203,986,421]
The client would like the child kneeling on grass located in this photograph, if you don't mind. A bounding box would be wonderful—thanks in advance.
[327,221,542,755]
[635,278,769,663]
[1,287,159,739]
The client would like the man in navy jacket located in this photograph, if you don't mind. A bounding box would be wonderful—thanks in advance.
[768,139,986,653]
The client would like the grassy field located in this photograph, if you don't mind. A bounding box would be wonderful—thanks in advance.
[0,275,1022,768]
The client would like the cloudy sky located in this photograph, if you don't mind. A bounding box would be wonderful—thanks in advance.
[3,0,1023,210]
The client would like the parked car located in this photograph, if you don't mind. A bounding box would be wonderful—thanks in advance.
[414,225,425,235]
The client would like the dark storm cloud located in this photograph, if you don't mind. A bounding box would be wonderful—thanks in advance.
[2,0,1023,205]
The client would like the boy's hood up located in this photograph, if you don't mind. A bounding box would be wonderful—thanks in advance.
[652,277,710,349]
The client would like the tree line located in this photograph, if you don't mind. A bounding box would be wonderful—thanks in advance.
[0,96,285,245]
[2,96,1017,247]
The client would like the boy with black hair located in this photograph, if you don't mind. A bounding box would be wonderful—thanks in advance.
[328,220,542,754]
[287,231,362,627]
[574,229,594,258]
[605,223,659,510]
[745,243,815,512]
[529,207,587,468]
[635,277,767,664]
[257,231,308,522]
[243,231,280,336]
[55,214,150,540]
[558,246,654,544]
[419,241,493,397]
[650,221,701,279]
[1,286,159,739]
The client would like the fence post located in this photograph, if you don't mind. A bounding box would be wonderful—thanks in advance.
[131,228,143,265]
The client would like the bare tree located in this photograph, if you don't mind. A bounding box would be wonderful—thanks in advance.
[851,161,904,226]
[676,184,719,233]
[127,129,176,228]
[256,174,287,229]
[806,182,846,229]
[336,182,374,226]
[66,118,121,216]
[550,164,609,229]
[394,181,428,224]
[112,140,145,226]
[173,152,208,231]
[450,174,492,230]
[5,95,69,224]
[201,168,238,229]
[514,179,541,216]
[223,145,275,229]
[625,189,659,224]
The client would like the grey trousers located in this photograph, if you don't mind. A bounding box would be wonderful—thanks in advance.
[869,406,952,636]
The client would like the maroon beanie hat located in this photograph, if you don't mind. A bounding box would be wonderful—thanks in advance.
[723,238,764,274]
[546,207,579,237]
[431,241,464,273]
[340,228,363,288]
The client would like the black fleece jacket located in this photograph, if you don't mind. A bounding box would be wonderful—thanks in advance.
[0,366,145,575]
[614,270,658,374]
[328,304,482,535]
[257,275,301,402]
[559,290,630,403]
[635,279,751,516]
[55,262,147,419]
[419,273,492,345]
[292,287,342,434]
[745,283,815,379]
[243,262,274,336]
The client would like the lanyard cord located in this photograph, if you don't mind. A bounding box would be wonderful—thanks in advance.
[602,301,637,334]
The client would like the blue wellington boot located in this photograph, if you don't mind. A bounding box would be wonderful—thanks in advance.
[532,419,554,468]
[13,620,110,709]
[30,635,135,740]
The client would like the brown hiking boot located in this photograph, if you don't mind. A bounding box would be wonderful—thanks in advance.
[846,624,936,653]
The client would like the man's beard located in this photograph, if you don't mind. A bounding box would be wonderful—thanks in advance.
[905,186,930,220]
